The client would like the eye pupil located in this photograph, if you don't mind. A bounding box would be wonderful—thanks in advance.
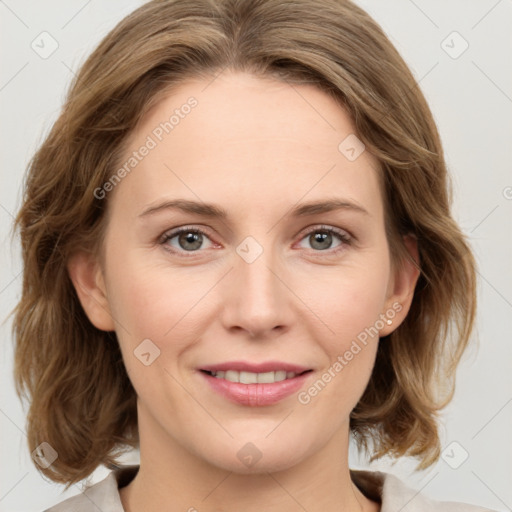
[179,231,202,251]
[310,231,332,250]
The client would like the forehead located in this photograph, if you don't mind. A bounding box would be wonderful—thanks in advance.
[108,71,383,222]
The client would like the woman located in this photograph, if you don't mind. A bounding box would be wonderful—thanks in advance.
[12,0,493,510]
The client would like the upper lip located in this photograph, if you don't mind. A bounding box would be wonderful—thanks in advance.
[200,361,311,374]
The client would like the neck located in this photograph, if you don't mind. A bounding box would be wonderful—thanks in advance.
[119,405,379,512]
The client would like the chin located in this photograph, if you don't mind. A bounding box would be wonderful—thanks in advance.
[199,437,315,475]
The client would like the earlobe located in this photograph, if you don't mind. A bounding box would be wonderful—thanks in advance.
[380,234,420,337]
[67,251,116,332]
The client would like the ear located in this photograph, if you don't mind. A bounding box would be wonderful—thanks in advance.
[67,251,116,331]
[379,234,420,337]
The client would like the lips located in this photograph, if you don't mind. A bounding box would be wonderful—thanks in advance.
[198,361,313,406]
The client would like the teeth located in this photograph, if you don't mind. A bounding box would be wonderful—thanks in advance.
[257,371,275,383]
[240,371,258,384]
[274,370,287,382]
[210,370,298,383]
[225,370,239,382]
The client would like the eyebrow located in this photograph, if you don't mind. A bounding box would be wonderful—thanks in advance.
[138,197,369,219]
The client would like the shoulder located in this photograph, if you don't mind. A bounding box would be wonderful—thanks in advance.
[43,465,139,512]
[350,469,497,512]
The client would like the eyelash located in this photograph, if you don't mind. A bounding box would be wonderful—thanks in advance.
[159,224,352,258]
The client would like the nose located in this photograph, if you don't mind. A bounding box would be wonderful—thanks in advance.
[220,243,294,340]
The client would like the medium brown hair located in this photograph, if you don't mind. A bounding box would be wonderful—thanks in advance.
[12,0,476,487]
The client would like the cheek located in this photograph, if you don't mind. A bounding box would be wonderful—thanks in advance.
[105,254,215,350]
[298,270,388,409]
[300,258,389,393]
[104,263,211,402]
[305,259,390,343]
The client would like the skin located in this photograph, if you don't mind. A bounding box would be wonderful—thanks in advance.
[68,71,419,512]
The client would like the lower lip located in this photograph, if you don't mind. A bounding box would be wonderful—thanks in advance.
[200,371,311,406]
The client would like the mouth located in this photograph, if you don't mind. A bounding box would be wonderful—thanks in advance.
[200,369,312,383]
[198,362,313,406]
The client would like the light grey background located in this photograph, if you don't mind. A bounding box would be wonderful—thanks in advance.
[1,1,511,511]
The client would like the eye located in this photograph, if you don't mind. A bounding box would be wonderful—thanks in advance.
[296,225,352,254]
[159,224,352,257]
[160,226,215,255]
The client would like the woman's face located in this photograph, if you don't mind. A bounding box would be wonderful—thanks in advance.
[73,71,417,473]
